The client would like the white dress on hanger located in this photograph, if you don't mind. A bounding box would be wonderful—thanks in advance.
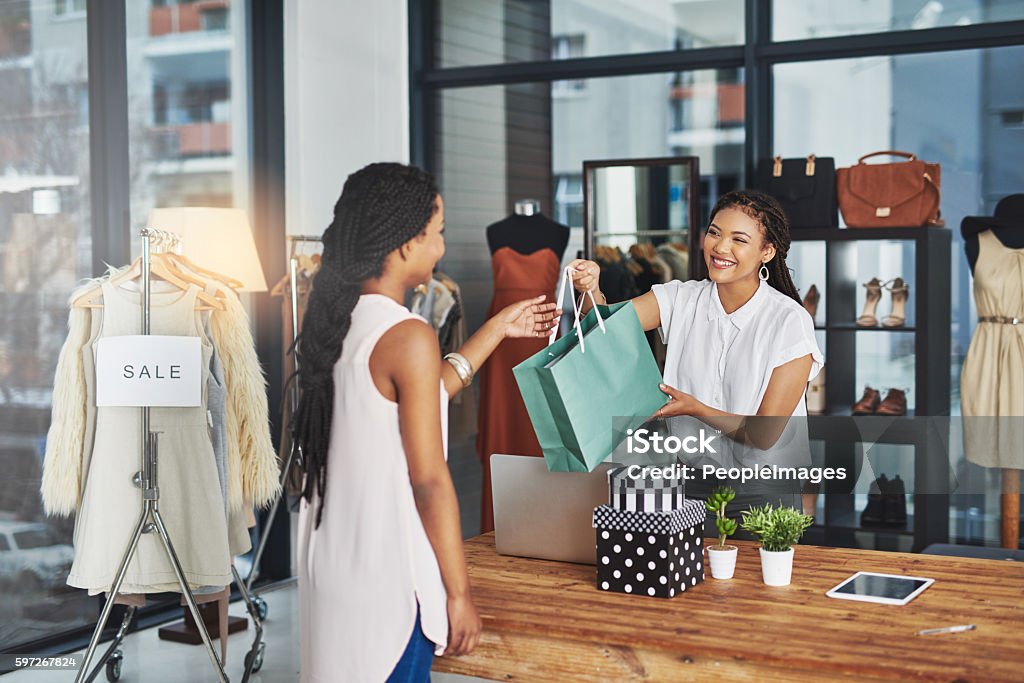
[297,294,448,683]
[67,281,232,593]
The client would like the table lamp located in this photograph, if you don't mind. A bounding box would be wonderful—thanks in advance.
[146,207,268,292]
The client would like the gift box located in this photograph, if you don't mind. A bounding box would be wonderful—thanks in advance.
[607,465,685,513]
[593,501,705,598]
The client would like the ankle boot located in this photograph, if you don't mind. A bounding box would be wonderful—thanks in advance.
[861,474,887,526]
[852,387,881,415]
[875,388,908,416]
[884,474,908,526]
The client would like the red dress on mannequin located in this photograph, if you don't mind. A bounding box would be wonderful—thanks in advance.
[477,210,567,533]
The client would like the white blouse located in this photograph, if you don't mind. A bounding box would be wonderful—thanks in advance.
[651,279,823,417]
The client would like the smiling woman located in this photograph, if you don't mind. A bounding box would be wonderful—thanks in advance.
[570,189,820,422]
[568,188,823,527]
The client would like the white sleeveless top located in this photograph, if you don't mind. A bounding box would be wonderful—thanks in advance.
[297,294,448,683]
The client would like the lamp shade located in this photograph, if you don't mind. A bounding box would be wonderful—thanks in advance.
[147,207,268,292]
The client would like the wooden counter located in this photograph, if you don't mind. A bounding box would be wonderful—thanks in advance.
[433,534,1024,681]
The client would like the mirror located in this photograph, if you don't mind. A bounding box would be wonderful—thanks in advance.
[583,156,700,281]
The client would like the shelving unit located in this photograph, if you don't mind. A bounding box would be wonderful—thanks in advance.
[791,226,952,552]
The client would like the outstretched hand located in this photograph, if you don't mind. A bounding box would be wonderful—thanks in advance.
[497,295,561,339]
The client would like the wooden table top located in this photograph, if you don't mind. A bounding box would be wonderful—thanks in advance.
[433,534,1024,682]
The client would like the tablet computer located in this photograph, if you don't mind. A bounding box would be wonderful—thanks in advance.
[825,572,934,606]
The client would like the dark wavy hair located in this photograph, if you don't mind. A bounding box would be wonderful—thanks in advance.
[293,162,439,527]
[708,190,801,305]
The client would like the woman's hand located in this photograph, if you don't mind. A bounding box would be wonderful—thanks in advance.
[567,258,601,294]
[495,295,560,339]
[654,383,706,418]
[444,592,482,656]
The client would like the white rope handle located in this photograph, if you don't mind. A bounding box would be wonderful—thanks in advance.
[549,267,606,353]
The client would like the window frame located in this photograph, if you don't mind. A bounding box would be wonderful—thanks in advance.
[409,0,1024,183]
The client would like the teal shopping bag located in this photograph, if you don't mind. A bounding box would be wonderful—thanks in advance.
[513,270,665,472]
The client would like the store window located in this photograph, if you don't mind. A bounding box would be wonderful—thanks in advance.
[551,33,586,96]
[126,0,248,226]
[54,0,86,16]
[0,0,96,651]
[774,46,1024,413]
[436,0,744,68]
[773,0,1024,41]
[554,173,583,227]
[434,68,745,327]
[774,45,1024,549]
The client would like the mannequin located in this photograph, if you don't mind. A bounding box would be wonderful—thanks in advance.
[477,201,568,532]
[960,193,1024,550]
[485,199,570,256]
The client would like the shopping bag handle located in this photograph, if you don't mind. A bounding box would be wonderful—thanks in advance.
[550,266,605,352]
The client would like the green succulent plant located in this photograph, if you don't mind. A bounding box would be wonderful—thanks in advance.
[704,486,737,549]
[740,503,814,552]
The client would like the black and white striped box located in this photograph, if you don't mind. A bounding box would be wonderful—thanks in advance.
[608,465,686,512]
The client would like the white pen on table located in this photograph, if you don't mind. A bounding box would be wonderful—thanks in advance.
[916,624,976,636]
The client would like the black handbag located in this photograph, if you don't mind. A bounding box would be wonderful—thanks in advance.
[754,155,838,229]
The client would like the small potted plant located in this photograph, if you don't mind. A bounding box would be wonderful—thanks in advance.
[704,486,738,580]
[740,503,814,586]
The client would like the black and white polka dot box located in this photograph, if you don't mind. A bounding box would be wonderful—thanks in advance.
[607,465,685,513]
[592,500,706,598]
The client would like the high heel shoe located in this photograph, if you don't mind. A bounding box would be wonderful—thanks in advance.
[802,284,820,321]
[881,277,909,328]
[857,278,882,327]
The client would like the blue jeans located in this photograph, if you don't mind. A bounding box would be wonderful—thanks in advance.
[386,607,435,683]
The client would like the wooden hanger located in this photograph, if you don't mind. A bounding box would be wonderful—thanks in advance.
[166,251,245,291]
[72,255,224,310]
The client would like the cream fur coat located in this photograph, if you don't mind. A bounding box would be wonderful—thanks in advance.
[41,280,280,517]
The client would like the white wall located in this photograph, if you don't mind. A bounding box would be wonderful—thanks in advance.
[284,0,409,236]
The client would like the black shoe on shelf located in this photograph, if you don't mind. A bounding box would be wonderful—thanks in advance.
[885,474,908,527]
[861,474,887,527]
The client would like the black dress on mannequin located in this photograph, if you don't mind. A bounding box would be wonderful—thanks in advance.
[477,203,568,533]
[959,193,1024,550]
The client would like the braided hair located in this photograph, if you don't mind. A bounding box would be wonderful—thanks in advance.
[293,162,440,527]
[709,190,802,305]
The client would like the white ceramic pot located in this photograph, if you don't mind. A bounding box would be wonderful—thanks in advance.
[759,547,795,586]
[707,545,738,580]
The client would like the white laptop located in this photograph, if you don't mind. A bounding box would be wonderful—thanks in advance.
[490,453,613,565]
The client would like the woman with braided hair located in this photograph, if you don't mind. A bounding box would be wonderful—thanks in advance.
[569,188,822,430]
[294,162,559,683]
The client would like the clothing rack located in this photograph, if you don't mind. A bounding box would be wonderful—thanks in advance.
[75,229,267,682]
[244,235,319,614]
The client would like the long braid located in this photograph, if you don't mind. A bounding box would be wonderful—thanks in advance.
[709,190,802,305]
[294,162,439,527]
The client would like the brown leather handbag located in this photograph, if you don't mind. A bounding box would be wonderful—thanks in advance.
[836,151,943,228]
